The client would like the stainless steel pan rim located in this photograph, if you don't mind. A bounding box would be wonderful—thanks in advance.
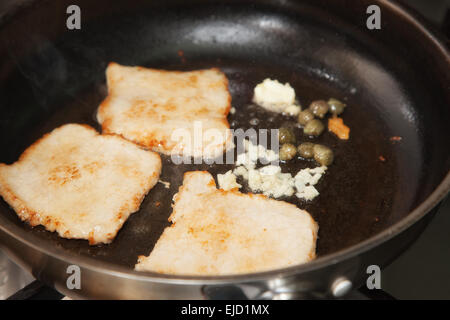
[0,0,449,287]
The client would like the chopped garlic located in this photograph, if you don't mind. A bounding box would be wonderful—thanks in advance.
[293,166,327,200]
[231,140,327,200]
[259,165,282,175]
[233,165,249,180]
[294,166,326,188]
[284,105,301,116]
[217,170,241,191]
[258,170,295,198]
[236,152,256,169]
[248,169,263,192]
[245,165,296,199]
[253,78,301,116]
[296,185,320,201]
[243,139,279,163]
[230,107,236,114]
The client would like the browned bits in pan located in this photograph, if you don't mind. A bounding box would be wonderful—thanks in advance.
[177,50,186,63]
[390,136,402,142]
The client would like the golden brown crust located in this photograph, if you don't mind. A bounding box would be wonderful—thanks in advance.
[0,123,162,245]
[135,171,318,275]
[97,63,232,158]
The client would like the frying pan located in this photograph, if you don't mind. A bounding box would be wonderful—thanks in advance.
[0,0,449,299]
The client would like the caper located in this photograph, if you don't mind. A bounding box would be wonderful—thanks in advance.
[278,127,296,144]
[303,119,325,136]
[297,109,315,126]
[328,98,346,115]
[297,142,315,159]
[309,100,329,118]
[279,143,297,161]
[313,144,334,166]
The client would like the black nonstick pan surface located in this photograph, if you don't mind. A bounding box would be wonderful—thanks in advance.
[0,0,449,275]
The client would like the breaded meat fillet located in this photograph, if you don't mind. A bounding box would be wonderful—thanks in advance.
[135,171,318,275]
[0,124,161,245]
[97,63,232,159]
